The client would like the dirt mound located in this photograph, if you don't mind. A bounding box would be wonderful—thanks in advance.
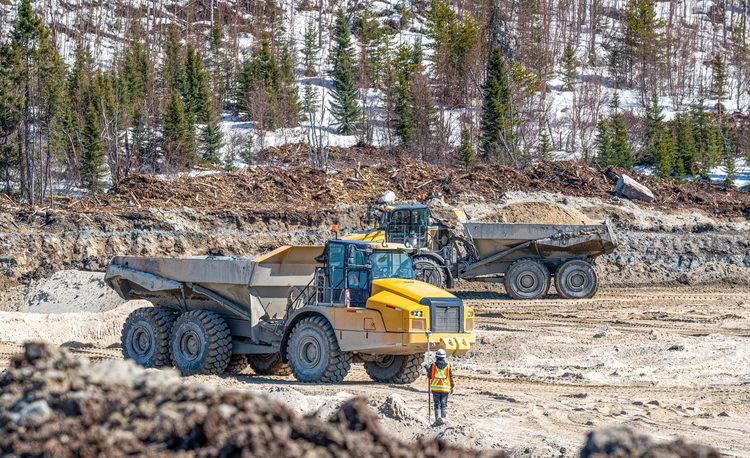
[0,343,503,457]
[580,426,720,457]
[18,270,126,313]
[484,201,597,225]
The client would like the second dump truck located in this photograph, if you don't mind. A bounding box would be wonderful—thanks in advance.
[347,204,617,299]
[105,240,475,383]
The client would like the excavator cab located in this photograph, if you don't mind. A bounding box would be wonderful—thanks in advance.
[381,205,430,248]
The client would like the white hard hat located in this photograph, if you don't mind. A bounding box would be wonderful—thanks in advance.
[436,348,447,358]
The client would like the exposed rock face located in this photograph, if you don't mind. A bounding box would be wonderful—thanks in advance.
[616,175,655,202]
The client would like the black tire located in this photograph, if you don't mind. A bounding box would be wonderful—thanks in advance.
[121,307,176,368]
[504,259,551,300]
[364,353,424,384]
[170,310,232,376]
[413,256,447,288]
[287,316,352,383]
[248,353,291,375]
[225,354,249,374]
[556,259,598,299]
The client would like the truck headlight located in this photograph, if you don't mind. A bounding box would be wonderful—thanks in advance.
[410,310,423,317]
[467,311,474,318]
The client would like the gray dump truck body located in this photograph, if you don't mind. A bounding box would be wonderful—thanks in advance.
[458,222,616,279]
[105,246,321,347]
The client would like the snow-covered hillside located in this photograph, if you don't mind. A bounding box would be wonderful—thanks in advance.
[0,0,748,188]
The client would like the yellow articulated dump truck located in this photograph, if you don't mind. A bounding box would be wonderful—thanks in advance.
[104,240,475,383]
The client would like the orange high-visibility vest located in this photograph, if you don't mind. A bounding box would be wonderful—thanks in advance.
[429,363,452,393]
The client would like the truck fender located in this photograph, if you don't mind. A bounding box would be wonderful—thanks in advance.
[279,309,338,364]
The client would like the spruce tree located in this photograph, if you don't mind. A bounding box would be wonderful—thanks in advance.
[480,47,515,163]
[278,43,300,127]
[392,44,417,145]
[163,90,193,166]
[596,117,613,167]
[240,134,254,164]
[329,8,361,135]
[162,24,184,93]
[79,101,105,191]
[200,107,223,164]
[302,20,319,77]
[643,92,663,163]
[561,41,577,91]
[746,124,750,167]
[539,128,552,161]
[301,82,319,116]
[704,121,723,179]
[655,129,674,178]
[674,112,697,177]
[710,53,727,113]
[455,127,476,169]
[609,93,634,169]
[720,120,735,187]
[184,44,210,124]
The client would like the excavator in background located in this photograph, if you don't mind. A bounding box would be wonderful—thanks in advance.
[344,202,617,300]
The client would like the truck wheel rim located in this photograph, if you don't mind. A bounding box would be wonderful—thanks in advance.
[374,355,395,368]
[300,337,321,368]
[569,271,586,290]
[132,327,152,356]
[519,272,537,290]
[180,330,201,361]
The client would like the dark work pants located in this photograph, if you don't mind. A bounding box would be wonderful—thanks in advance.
[432,392,449,420]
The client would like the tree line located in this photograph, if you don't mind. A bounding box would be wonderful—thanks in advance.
[1,0,749,205]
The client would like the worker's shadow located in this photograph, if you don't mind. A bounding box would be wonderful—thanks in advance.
[225,374,428,390]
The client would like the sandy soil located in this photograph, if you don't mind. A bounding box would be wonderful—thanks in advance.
[1,285,748,457]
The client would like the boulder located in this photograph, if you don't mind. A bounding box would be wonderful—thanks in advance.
[616,175,655,202]
[378,191,397,204]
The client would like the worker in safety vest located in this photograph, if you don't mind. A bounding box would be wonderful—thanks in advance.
[426,348,454,425]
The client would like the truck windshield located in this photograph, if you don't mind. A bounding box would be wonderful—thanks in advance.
[370,251,415,280]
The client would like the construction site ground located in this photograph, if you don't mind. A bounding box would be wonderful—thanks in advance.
[1,285,748,457]
[1,150,749,456]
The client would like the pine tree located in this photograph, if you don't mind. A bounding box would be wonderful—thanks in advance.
[302,20,319,77]
[561,41,577,91]
[609,94,634,169]
[704,121,723,179]
[329,8,361,135]
[455,127,476,169]
[480,47,515,163]
[710,53,727,113]
[79,101,105,191]
[596,117,613,167]
[643,92,663,163]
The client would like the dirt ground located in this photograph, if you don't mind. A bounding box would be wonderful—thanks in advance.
[1,285,747,457]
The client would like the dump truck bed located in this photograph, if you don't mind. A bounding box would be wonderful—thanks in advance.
[105,246,323,338]
[458,222,616,279]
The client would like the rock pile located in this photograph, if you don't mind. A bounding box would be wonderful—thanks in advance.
[0,342,503,457]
